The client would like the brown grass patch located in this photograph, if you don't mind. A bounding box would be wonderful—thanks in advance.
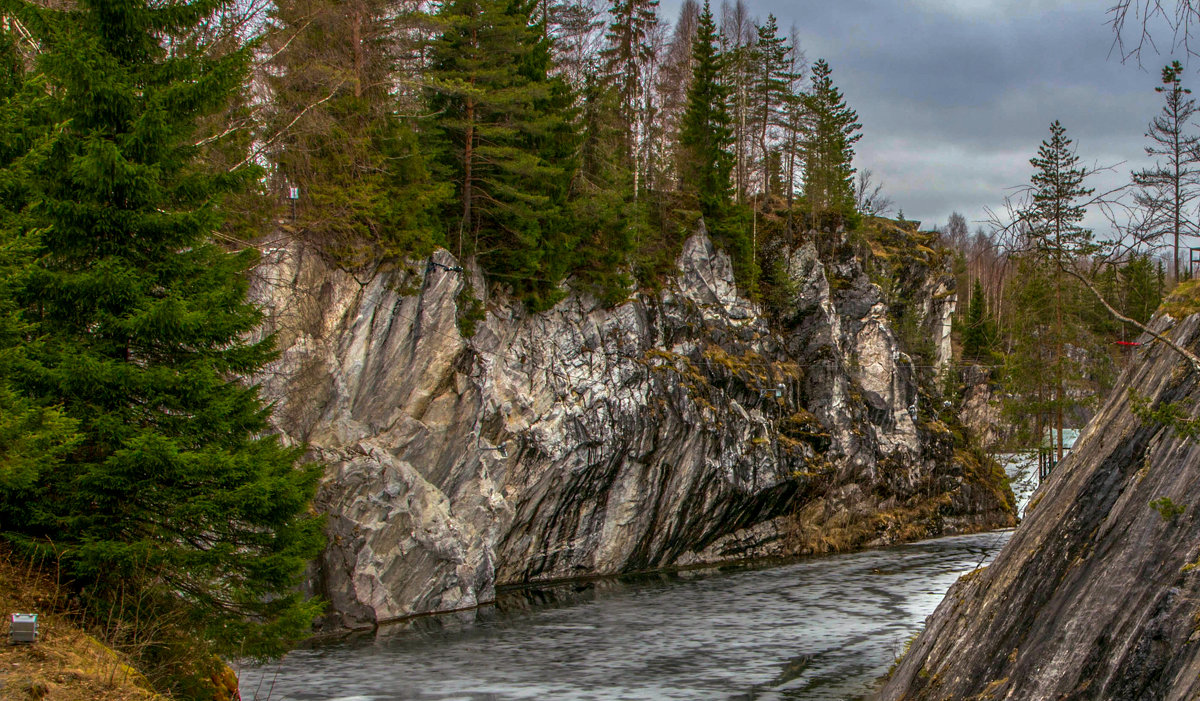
[0,547,161,701]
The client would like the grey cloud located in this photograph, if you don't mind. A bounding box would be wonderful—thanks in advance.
[659,0,1184,230]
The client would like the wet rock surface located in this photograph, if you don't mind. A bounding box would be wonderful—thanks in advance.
[880,314,1200,700]
[251,227,1014,628]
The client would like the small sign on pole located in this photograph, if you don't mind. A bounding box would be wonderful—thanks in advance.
[287,185,300,221]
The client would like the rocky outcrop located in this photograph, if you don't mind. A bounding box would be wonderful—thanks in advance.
[251,226,1014,628]
[880,313,1200,700]
[959,365,1004,448]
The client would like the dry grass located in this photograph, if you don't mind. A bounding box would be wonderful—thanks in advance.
[787,493,956,555]
[1161,279,1200,319]
[0,547,162,701]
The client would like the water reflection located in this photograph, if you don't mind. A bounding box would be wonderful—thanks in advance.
[240,456,1035,701]
[239,529,1013,701]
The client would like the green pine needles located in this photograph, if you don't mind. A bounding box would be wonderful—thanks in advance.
[427,0,579,310]
[678,1,734,220]
[0,0,323,678]
[802,58,862,229]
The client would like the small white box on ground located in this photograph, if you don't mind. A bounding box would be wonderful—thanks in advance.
[9,613,38,643]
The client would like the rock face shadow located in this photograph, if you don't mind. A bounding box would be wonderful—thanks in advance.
[252,224,1014,627]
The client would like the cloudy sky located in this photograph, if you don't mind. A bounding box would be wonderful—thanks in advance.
[661,0,1190,233]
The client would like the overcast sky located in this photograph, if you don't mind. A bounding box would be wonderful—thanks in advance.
[660,0,1191,233]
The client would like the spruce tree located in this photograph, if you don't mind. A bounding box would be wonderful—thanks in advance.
[676,2,756,288]
[1025,120,1095,462]
[268,0,446,269]
[961,278,996,361]
[677,1,733,219]
[0,29,79,499]
[599,0,659,183]
[427,0,579,309]
[572,75,637,302]
[720,0,754,202]
[781,29,805,208]
[801,59,861,228]
[1120,254,1163,325]
[0,0,323,668]
[1000,257,1059,446]
[1028,121,1095,262]
[1131,60,1200,281]
[749,15,791,200]
[655,0,700,185]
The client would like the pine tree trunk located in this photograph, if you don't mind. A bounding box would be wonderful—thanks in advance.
[1055,223,1065,463]
[759,99,770,200]
[463,97,475,252]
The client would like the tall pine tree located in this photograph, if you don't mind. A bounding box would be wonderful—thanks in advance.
[0,0,324,671]
[0,26,79,503]
[571,74,638,302]
[1027,121,1095,264]
[677,1,732,220]
[749,14,791,200]
[268,0,446,269]
[801,59,861,229]
[676,1,755,288]
[655,0,699,190]
[599,0,659,188]
[427,0,579,309]
[1025,120,1095,462]
[1131,60,1200,281]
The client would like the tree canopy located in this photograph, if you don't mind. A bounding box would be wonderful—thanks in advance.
[0,0,324,684]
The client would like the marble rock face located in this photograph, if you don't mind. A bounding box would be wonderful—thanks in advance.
[251,226,1013,628]
[881,314,1200,700]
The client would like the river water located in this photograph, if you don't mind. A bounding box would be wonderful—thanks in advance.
[239,458,1040,701]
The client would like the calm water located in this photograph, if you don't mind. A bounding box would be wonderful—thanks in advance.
[239,459,1039,701]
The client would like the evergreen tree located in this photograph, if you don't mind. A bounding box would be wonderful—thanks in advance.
[677,1,733,219]
[427,0,579,309]
[675,2,755,289]
[1025,120,1095,462]
[571,74,637,302]
[268,0,446,269]
[781,25,805,208]
[749,14,791,200]
[1131,60,1200,282]
[961,278,996,360]
[720,0,754,202]
[0,0,324,671]
[599,0,659,185]
[1000,257,1060,447]
[0,29,79,501]
[801,58,861,228]
[1120,254,1163,325]
[654,0,699,189]
[1027,121,1096,263]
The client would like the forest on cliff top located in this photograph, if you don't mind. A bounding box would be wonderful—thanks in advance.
[2,0,1200,695]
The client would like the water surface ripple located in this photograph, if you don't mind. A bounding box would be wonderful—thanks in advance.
[240,458,1037,701]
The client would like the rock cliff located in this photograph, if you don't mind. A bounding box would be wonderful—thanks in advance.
[250,225,1014,628]
[880,312,1200,700]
